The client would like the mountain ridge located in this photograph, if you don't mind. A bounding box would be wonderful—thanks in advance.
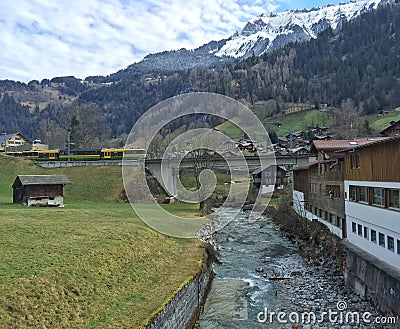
[104,0,391,82]
[216,0,391,58]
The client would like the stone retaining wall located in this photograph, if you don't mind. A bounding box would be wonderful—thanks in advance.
[143,252,213,329]
[344,242,400,319]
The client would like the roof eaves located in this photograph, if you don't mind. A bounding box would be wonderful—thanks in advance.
[335,136,400,153]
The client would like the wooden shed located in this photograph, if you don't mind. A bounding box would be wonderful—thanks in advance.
[12,175,71,207]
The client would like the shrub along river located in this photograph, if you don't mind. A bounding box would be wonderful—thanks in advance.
[195,210,392,329]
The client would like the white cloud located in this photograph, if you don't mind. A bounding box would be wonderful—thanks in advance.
[0,0,331,82]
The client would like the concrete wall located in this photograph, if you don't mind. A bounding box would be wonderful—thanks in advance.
[143,253,213,329]
[344,242,400,318]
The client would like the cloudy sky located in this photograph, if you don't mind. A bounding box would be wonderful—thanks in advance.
[0,0,345,82]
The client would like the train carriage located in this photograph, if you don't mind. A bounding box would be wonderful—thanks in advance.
[6,148,146,161]
[58,149,101,161]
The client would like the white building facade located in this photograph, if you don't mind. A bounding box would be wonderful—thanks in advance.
[342,137,400,270]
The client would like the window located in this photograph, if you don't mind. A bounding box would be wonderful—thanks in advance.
[352,222,357,233]
[363,227,369,240]
[387,236,394,252]
[359,186,368,203]
[371,230,377,243]
[310,183,318,194]
[389,189,400,209]
[397,240,400,255]
[327,185,340,198]
[358,224,362,237]
[350,154,360,169]
[373,188,384,206]
[350,186,357,201]
[379,233,385,247]
[337,216,342,228]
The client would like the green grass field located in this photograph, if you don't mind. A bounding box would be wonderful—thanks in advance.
[0,155,204,328]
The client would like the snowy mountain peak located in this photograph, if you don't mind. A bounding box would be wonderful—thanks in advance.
[215,0,392,58]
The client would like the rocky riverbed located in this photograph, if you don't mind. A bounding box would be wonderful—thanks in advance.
[196,211,396,329]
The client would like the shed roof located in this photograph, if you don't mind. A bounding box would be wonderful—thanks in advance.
[12,175,71,187]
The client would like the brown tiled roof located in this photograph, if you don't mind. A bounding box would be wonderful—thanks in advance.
[311,138,387,151]
[336,135,400,152]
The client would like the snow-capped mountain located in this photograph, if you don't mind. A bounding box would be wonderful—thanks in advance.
[112,0,391,80]
[214,0,392,58]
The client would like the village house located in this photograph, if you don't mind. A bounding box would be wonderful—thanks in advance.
[0,132,32,152]
[289,146,310,155]
[285,131,304,140]
[252,165,289,193]
[12,175,71,207]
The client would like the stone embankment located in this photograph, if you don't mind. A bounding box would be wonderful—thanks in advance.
[143,248,213,329]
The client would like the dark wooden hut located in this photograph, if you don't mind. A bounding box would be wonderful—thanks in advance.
[12,175,71,207]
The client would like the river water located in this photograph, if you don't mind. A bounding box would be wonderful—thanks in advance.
[195,210,390,329]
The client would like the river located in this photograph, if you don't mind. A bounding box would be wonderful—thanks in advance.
[195,210,390,329]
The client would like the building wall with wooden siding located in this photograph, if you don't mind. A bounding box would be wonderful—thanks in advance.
[26,185,64,198]
[344,139,400,182]
[293,160,345,238]
[309,162,345,218]
[293,169,309,198]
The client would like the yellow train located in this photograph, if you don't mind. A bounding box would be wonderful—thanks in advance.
[5,148,146,161]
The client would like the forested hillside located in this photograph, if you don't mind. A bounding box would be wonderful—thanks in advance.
[0,2,399,147]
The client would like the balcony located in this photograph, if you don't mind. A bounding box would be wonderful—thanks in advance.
[323,171,343,182]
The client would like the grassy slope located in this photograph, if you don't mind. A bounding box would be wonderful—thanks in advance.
[217,109,334,139]
[0,155,203,328]
[218,108,400,140]
[368,108,400,132]
[268,110,334,137]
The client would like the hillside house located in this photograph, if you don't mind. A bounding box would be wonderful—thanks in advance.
[12,175,71,207]
[286,131,304,139]
[380,120,400,137]
[0,132,31,152]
